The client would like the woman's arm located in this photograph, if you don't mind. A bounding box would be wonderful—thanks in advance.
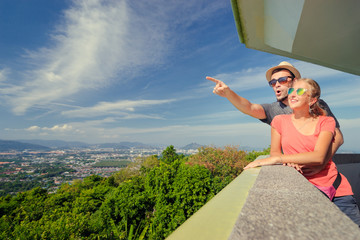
[270,127,282,157]
[280,130,334,165]
[244,128,334,169]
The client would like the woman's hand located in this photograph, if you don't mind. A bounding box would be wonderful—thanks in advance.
[300,165,324,176]
[244,159,263,169]
[244,156,281,170]
[284,163,303,174]
[283,163,325,176]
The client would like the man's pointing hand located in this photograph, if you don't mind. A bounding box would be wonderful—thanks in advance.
[206,76,230,98]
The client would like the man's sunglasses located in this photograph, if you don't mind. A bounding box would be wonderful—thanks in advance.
[268,76,293,87]
[288,87,308,96]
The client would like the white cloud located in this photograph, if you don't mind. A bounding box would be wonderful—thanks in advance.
[210,66,268,92]
[25,124,73,132]
[320,80,360,107]
[0,0,175,115]
[336,118,360,152]
[0,68,9,82]
[61,99,175,118]
[26,126,41,132]
[293,61,343,79]
[46,124,73,132]
[85,121,271,148]
[338,118,360,130]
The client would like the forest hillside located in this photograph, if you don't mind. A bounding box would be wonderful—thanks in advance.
[0,145,269,239]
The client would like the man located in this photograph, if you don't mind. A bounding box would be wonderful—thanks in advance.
[207,61,344,174]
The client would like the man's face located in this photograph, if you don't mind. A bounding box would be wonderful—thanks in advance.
[269,70,294,103]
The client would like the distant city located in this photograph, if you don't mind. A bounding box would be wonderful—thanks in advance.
[1,138,356,197]
[0,139,210,196]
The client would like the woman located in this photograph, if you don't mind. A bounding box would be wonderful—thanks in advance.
[244,78,360,226]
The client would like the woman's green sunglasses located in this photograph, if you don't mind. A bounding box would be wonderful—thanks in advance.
[288,87,308,96]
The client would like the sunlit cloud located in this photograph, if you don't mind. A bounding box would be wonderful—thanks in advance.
[26,124,73,132]
[338,118,360,129]
[0,68,9,82]
[26,126,41,132]
[0,0,176,115]
[61,99,175,118]
[294,61,346,79]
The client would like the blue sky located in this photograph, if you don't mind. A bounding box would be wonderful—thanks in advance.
[0,0,359,152]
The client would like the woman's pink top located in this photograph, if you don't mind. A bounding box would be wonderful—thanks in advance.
[272,115,353,197]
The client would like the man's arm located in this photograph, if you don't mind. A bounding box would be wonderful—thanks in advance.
[207,76,266,119]
[332,128,344,156]
[320,99,344,155]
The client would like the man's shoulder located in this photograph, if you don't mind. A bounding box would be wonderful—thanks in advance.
[262,101,289,110]
[262,101,281,107]
[260,101,292,125]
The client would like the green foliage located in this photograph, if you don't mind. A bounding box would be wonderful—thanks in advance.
[160,145,184,164]
[187,145,247,179]
[0,145,261,239]
[140,155,160,171]
[244,146,271,161]
[112,164,141,185]
[0,164,75,197]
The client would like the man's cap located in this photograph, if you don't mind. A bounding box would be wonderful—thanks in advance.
[266,61,301,82]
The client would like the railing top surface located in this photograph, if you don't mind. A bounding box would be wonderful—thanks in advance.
[168,155,360,239]
[229,165,360,239]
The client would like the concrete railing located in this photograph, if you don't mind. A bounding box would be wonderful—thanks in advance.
[167,155,360,239]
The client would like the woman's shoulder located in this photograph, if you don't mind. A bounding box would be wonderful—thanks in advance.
[272,114,291,128]
[318,115,336,124]
[317,115,336,130]
[273,114,291,121]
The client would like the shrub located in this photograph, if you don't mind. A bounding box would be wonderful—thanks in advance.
[187,145,247,179]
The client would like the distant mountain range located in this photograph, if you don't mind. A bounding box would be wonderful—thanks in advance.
[181,143,203,150]
[16,139,90,149]
[1,139,356,153]
[0,140,51,152]
[0,139,204,152]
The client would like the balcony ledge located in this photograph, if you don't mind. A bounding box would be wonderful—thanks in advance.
[167,156,360,239]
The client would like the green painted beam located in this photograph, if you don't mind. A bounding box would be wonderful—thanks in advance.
[166,167,260,240]
[230,0,245,43]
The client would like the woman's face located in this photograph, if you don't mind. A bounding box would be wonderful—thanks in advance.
[288,81,312,110]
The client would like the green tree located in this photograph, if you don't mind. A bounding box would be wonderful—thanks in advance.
[0,145,267,239]
[160,145,184,164]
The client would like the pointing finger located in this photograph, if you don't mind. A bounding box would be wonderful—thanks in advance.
[206,76,220,83]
